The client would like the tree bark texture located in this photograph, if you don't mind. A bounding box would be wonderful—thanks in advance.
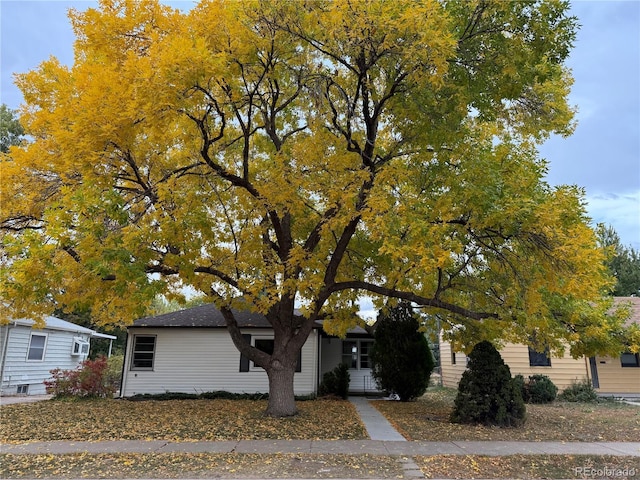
[265,360,298,417]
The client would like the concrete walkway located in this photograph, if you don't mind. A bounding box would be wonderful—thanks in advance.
[348,396,406,441]
[0,394,52,405]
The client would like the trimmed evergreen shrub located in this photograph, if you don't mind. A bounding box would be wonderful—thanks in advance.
[318,363,351,399]
[369,303,435,401]
[513,374,530,403]
[526,374,557,403]
[559,380,598,402]
[451,341,526,427]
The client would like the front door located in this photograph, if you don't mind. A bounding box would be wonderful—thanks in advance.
[589,356,600,389]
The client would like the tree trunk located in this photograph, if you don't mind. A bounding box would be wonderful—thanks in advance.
[264,360,298,417]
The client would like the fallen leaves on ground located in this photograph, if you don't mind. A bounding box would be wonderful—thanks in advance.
[372,388,640,441]
[0,453,402,479]
[2,453,638,479]
[0,398,367,443]
[417,455,640,479]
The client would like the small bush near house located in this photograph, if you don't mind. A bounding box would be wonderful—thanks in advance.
[318,363,351,399]
[451,341,526,427]
[45,356,118,399]
[105,354,124,392]
[513,374,530,403]
[558,380,598,403]
[526,374,557,403]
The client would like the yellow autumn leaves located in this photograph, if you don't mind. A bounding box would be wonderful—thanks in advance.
[1,0,633,357]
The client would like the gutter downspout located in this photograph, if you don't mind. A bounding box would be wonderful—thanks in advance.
[0,323,14,393]
[118,330,129,398]
[316,331,321,397]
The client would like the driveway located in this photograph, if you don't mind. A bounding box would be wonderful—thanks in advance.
[0,394,52,405]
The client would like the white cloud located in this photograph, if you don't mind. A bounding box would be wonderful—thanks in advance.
[586,190,640,250]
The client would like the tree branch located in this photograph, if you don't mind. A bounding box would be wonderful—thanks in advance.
[330,280,499,321]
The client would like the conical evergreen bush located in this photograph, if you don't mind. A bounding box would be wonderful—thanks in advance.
[450,340,526,427]
[370,302,434,401]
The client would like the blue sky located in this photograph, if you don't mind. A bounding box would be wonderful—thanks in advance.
[1,1,639,250]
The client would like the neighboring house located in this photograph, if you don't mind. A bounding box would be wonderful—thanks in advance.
[0,316,117,396]
[120,304,381,398]
[440,297,640,396]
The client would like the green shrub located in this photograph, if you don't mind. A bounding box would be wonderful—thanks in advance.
[513,374,530,403]
[318,363,350,399]
[105,354,124,393]
[370,302,434,401]
[526,374,557,404]
[127,391,311,401]
[559,380,598,403]
[451,341,526,427]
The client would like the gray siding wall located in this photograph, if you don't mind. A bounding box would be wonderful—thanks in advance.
[121,328,319,397]
[0,325,90,395]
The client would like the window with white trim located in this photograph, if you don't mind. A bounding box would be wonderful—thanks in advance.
[27,334,47,361]
[72,337,90,356]
[131,335,156,370]
[341,340,373,370]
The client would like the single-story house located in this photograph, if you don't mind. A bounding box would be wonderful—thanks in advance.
[120,304,381,397]
[440,297,640,396]
[0,316,117,396]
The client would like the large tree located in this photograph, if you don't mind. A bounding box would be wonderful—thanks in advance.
[2,0,635,417]
[0,104,25,153]
[597,225,640,297]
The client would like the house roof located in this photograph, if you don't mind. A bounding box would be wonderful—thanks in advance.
[130,304,371,336]
[131,303,277,328]
[613,296,640,327]
[12,316,117,339]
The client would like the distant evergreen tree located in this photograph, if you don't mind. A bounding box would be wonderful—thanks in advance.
[451,341,526,427]
[370,302,434,401]
[597,225,640,296]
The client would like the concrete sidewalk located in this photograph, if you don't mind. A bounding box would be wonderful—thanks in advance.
[2,439,639,457]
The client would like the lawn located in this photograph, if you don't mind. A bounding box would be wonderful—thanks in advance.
[372,388,640,442]
[0,398,367,443]
[1,393,639,479]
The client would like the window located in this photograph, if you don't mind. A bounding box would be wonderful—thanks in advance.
[251,338,276,370]
[241,336,301,372]
[359,341,373,369]
[621,352,640,368]
[528,345,551,367]
[16,384,28,394]
[131,335,156,370]
[342,340,373,370]
[342,341,358,369]
[27,334,47,361]
[71,337,90,356]
[451,351,457,365]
